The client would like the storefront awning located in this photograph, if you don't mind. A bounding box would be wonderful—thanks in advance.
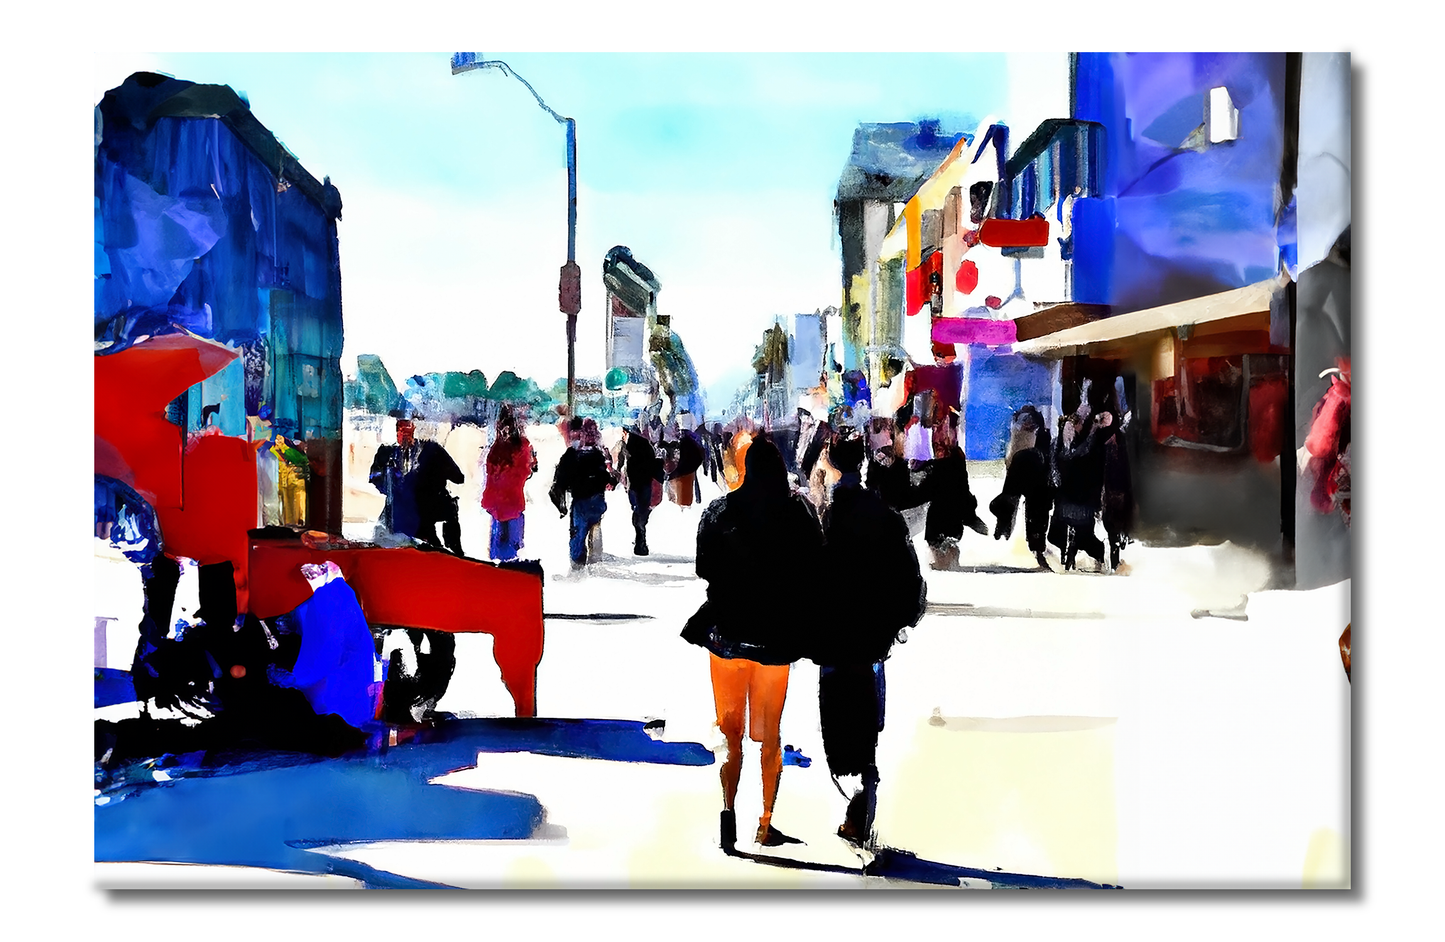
[1010,274,1287,357]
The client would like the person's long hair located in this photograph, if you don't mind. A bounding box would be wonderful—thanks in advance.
[489,407,524,469]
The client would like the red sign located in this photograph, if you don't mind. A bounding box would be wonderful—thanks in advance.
[559,261,581,315]
[978,216,1050,248]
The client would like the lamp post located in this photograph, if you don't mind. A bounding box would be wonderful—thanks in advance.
[451,52,580,416]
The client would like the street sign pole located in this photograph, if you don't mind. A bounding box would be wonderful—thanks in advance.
[566,116,577,417]
[451,55,580,418]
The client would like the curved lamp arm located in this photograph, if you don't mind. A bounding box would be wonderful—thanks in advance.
[450,52,570,126]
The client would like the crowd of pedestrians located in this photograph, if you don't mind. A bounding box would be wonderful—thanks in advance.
[367,393,1135,580]
[365,391,1136,854]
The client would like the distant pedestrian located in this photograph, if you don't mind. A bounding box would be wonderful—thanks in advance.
[682,439,825,851]
[1100,412,1134,571]
[370,417,466,554]
[480,406,537,562]
[866,419,923,516]
[619,417,665,555]
[915,416,989,570]
[808,434,926,847]
[707,422,727,488]
[670,424,705,508]
[1052,411,1111,571]
[549,417,618,570]
[993,406,1056,569]
[796,416,832,510]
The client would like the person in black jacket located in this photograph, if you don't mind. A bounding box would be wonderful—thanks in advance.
[916,417,989,570]
[619,418,665,555]
[1100,415,1134,572]
[810,434,926,847]
[1053,411,1111,571]
[993,406,1056,569]
[370,418,466,554]
[682,439,825,851]
[670,425,706,508]
[550,418,618,569]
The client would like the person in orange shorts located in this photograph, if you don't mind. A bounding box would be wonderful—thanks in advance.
[682,439,824,850]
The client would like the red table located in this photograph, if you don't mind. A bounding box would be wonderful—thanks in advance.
[248,538,545,717]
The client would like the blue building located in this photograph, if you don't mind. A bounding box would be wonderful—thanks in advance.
[95,72,345,533]
[1010,53,1350,572]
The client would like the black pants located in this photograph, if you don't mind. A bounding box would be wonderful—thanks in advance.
[381,629,458,723]
[1062,522,1106,568]
[1105,526,1128,569]
[1023,494,1052,555]
[628,485,654,547]
[819,661,885,834]
[418,503,464,555]
[819,662,885,776]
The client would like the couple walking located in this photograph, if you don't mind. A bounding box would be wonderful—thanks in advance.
[681,435,926,852]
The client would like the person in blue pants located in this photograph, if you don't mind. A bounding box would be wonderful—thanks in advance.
[550,418,618,569]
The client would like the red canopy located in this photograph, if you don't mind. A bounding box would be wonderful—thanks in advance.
[94,332,240,509]
[95,333,260,608]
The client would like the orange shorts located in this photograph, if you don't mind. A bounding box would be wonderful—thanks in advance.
[709,652,789,743]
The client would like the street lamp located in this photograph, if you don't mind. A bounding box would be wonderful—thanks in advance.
[450,52,581,416]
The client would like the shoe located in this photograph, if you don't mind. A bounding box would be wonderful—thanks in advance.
[720,809,738,854]
[968,517,990,536]
[634,540,649,556]
[1034,551,1052,571]
[756,823,803,847]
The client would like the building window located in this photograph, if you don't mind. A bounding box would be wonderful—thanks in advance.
[1207,86,1239,144]
[969,181,993,225]
[1153,355,1244,449]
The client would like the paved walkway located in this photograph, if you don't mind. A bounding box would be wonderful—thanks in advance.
[97,424,1350,888]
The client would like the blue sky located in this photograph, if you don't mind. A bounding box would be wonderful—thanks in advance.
[93,52,1067,405]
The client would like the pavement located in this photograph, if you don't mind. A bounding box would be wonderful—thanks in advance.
[95,422,1352,889]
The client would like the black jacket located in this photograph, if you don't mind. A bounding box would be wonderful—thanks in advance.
[620,430,664,492]
[917,447,980,544]
[1057,426,1107,512]
[550,446,616,512]
[866,457,924,513]
[684,485,825,665]
[673,432,705,478]
[1002,445,1053,502]
[808,482,926,666]
[1101,426,1134,533]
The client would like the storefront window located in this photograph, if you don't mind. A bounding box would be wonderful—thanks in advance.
[1153,355,1244,449]
[1153,353,1289,454]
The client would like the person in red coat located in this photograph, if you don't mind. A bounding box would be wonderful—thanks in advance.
[481,407,537,562]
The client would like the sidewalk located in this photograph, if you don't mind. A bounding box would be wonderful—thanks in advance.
[99,427,1350,888]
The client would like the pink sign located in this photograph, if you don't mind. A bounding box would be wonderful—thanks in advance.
[931,317,1017,346]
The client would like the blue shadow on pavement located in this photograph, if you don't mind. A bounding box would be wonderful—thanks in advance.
[405,717,716,767]
[96,717,715,888]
